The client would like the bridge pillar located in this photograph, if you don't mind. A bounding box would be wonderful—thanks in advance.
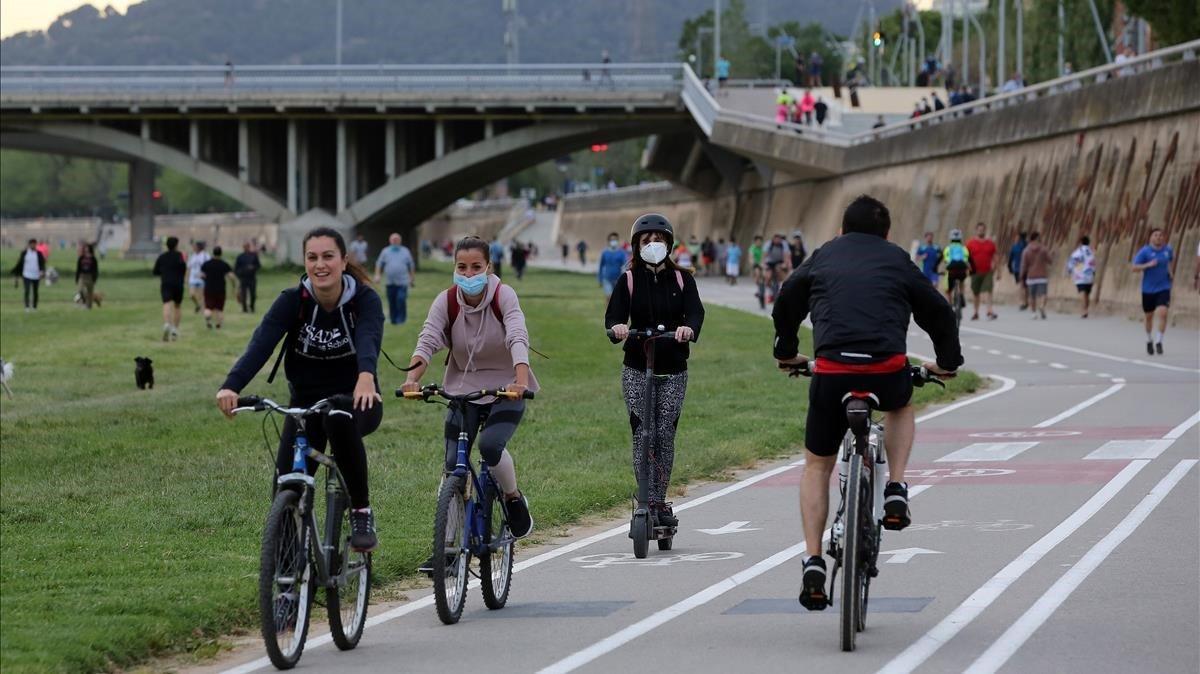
[435,120,446,158]
[385,121,396,180]
[188,120,199,159]
[237,120,249,182]
[287,120,298,212]
[337,120,347,212]
[125,159,159,258]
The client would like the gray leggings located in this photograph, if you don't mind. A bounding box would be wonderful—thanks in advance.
[621,366,688,505]
[444,399,525,470]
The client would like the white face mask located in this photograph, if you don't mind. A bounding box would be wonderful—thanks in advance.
[640,241,668,265]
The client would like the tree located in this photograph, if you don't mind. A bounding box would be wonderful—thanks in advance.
[1123,0,1200,46]
[677,0,774,79]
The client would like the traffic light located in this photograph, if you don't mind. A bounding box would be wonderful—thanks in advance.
[872,31,883,47]
[151,190,163,199]
[590,144,609,152]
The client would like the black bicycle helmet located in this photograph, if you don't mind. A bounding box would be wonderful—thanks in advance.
[630,213,674,248]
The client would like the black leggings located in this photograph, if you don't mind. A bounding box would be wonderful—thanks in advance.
[276,398,381,509]
[23,278,39,308]
[238,274,257,312]
[443,399,524,471]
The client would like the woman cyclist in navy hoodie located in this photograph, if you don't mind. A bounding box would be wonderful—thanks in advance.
[216,227,385,553]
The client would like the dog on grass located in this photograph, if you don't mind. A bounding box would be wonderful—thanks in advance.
[135,357,154,390]
[0,359,13,399]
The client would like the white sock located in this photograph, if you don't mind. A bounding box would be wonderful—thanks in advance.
[490,449,518,495]
[1146,331,1153,341]
[1154,331,1163,344]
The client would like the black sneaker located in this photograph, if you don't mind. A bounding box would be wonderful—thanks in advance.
[883,482,911,531]
[655,503,678,528]
[349,508,378,552]
[798,556,829,611]
[1146,341,1154,355]
[505,492,533,538]
[1155,342,1163,355]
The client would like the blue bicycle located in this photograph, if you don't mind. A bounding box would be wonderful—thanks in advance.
[398,384,534,624]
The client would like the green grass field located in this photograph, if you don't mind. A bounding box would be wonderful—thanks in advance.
[0,251,979,672]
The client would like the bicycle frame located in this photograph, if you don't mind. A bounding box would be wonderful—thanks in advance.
[445,403,512,560]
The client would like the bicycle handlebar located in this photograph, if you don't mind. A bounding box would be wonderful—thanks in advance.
[232,394,354,416]
[605,325,674,341]
[780,361,950,388]
[395,384,535,402]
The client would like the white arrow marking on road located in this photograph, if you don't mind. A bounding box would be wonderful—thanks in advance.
[696,521,762,535]
[881,547,944,564]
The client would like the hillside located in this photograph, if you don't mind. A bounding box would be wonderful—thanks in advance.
[0,0,899,66]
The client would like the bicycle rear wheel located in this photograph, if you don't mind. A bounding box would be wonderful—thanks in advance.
[433,475,469,624]
[327,493,371,650]
[840,455,863,652]
[480,483,514,609]
[259,489,314,670]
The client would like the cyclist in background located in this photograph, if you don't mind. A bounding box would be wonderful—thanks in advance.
[216,226,385,553]
[773,195,961,611]
[401,236,539,571]
[750,235,765,299]
[942,229,973,303]
[605,214,705,530]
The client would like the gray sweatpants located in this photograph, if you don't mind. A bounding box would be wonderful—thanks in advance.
[621,366,688,505]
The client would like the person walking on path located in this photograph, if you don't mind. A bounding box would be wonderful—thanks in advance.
[576,239,589,267]
[916,231,942,286]
[401,236,539,566]
[200,246,237,330]
[186,241,211,314]
[374,232,416,326]
[235,241,261,313]
[75,243,99,309]
[775,88,794,124]
[799,89,816,126]
[598,231,628,299]
[1007,231,1029,310]
[153,236,187,341]
[489,238,506,279]
[561,242,570,265]
[716,55,731,89]
[12,238,46,312]
[966,222,999,320]
[1066,235,1097,318]
[725,239,742,285]
[814,96,828,126]
[349,233,369,266]
[1131,228,1174,355]
[510,240,528,280]
[605,214,705,530]
[1019,232,1052,320]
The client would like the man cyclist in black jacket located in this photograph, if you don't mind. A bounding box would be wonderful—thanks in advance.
[773,195,963,611]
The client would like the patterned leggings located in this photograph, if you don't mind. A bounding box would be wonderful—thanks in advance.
[621,366,688,505]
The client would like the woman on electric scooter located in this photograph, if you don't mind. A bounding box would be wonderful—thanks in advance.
[401,236,539,571]
[604,214,705,528]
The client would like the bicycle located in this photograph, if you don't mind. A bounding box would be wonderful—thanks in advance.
[784,362,944,651]
[948,275,967,326]
[397,384,534,624]
[607,325,680,559]
[231,394,371,670]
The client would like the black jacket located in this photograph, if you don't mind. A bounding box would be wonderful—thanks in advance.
[75,255,99,282]
[222,275,384,404]
[10,249,45,278]
[772,232,963,372]
[235,251,261,278]
[604,265,705,374]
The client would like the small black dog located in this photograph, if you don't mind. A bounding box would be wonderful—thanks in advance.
[135,357,154,390]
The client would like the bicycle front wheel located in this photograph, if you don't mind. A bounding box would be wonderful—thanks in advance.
[259,488,314,670]
[840,455,864,652]
[327,493,371,650]
[433,475,469,624]
[480,485,514,610]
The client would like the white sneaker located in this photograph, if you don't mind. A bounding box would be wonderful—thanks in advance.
[162,323,172,341]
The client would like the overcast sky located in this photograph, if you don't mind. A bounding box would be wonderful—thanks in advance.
[0,1,135,38]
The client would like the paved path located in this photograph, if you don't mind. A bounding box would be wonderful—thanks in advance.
[203,261,1199,674]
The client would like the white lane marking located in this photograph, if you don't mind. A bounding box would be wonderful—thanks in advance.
[936,442,1039,462]
[696,521,762,535]
[1026,359,1040,364]
[221,373,1014,674]
[877,460,1149,674]
[987,349,1004,356]
[1007,354,1023,360]
[880,547,943,564]
[538,487,932,674]
[1083,439,1173,460]
[1075,369,1090,374]
[1032,382,1125,428]
[1164,410,1200,439]
[1049,362,1068,370]
[964,460,1198,674]
[1095,372,1112,378]
[960,325,1200,373]
[970,345,983,350]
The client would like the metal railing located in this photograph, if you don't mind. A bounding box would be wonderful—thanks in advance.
[0,63,683,96]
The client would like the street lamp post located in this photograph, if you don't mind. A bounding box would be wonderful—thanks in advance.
[713,0,722,80]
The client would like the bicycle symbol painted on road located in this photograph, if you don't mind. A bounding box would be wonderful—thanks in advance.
[907,519,1033,532]
[570,551,744,569]
[907,468,1016,478]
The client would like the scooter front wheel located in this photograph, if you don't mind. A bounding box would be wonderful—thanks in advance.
[630,514,650,559]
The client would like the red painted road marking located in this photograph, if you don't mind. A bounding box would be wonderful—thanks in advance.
[754,461,1131,487]
[917,427,1171,442]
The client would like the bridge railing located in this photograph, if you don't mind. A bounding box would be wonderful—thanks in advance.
[0,63,684,96]
[680,65,718,136]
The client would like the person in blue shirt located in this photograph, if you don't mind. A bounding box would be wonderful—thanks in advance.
[1131,227,1174,355]
[1007,231,1029,310]
[915,231,942,286]
[597,231,628,299]
[489,239,505,279]
[373,232,416,325]
[725,240,742,285]
[716,55,731,88]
